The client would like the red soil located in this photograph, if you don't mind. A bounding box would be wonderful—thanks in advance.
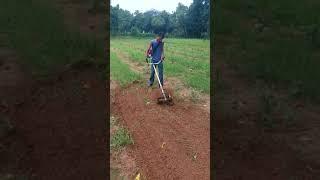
[112,82,210,180]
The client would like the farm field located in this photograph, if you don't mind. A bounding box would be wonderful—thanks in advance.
[111,36,210,93]
[110,36,210,179]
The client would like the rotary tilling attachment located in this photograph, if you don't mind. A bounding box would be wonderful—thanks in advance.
[157,89,174,105]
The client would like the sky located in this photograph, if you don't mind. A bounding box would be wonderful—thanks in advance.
[110,0,193,13]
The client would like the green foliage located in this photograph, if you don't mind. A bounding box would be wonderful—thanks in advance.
[151,16,166,33]
[110,116,134,150]
[186,0,210,38]
[111,0,210,38]
[130,26,140,36]
[111,127,134,150]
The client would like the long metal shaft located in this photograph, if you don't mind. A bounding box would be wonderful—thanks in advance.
[152,64,167,101]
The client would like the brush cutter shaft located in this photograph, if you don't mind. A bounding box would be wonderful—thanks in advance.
[146,57,167,101]
[152,64,167,101]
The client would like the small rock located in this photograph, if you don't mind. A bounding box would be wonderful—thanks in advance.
[192,153,198,160]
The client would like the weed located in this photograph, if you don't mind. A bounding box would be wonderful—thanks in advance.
[190,89,201,103]
[110,116,117,127]
[111,127,134,150]
[143,97,150,105]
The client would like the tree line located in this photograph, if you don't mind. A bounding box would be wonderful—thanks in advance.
[110,0,209,38]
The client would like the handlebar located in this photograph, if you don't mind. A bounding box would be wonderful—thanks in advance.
[145,56,163,65]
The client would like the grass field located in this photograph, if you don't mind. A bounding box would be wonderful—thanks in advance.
[110,51,142,86]
[110,36,210,93]
[214,0,320,102]
[0,0,104,78]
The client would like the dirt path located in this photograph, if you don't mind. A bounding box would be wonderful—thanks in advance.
[111,82,210,179]
[213,51,320,179]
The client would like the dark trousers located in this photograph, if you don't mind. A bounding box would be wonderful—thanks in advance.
[148,61,163,86]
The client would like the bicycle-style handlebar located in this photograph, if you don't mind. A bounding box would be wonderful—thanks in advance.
[146,56,163,65]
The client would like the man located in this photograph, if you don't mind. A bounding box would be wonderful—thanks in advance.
[145,32,165,87]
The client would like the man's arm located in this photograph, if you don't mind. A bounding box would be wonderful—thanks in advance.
[161,42,165,60]
[146,43,152,57]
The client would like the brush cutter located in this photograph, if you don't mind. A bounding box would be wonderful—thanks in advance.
[146,56,174,105]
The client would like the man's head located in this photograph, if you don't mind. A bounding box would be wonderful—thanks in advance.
[156,32,165,41]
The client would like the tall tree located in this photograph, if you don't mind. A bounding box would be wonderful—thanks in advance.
[175,3,188,37]
[110,4,119,34]
[186,0,210,37]
[110,0,209,38]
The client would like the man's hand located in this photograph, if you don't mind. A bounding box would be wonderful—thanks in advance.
[161,56,165,60]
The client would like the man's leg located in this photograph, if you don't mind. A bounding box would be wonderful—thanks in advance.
[158,62,164,87]
[148,64,155,86]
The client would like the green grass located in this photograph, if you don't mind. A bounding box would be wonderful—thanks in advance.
[0,0,104,78]
[110,115,132,178]
[110,116,134,150]
[110,168,125,180]
[110,51,141,86]
[111,127,134,150]
[215,0,320,102]
[111,36,210,93]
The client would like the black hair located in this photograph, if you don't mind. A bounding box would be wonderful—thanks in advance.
[157,32,165,39]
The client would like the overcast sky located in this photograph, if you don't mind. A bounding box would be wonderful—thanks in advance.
[110,0,193,13]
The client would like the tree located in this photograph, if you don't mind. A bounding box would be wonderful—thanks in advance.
[175,3,188,37]
[118,9,132,34]
[186,0,210,38]
[151,16,166,34]
[110,5,120,34]
[132,10,144,32]
[110,0,210,38]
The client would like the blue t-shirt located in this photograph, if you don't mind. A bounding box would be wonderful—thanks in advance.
[150,39,164,62]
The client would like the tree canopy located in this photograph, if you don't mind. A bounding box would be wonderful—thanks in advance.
[110,0,210,38]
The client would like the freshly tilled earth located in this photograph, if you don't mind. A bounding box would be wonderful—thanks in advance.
[112,83,210,180]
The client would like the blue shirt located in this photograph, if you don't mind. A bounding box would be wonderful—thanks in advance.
[150,39,164,62]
